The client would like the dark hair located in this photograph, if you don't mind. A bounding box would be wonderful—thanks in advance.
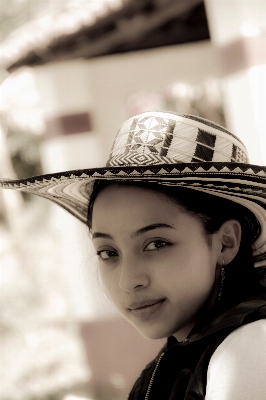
[87,180,264,311]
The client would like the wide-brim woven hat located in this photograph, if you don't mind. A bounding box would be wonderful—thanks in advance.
[1,111,266,267]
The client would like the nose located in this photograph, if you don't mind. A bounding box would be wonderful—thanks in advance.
[119,254,149,292]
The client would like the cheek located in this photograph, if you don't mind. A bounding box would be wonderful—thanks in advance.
[188,249,217,293]
[169,243,216,287]
[190,239,216,266]
[173,244,211,272]
[99,266,120,301]
[99,266,111,288]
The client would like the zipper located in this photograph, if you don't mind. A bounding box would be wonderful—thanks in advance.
[144,352,164,400]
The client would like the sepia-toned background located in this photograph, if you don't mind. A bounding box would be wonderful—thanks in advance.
[0,1,266,399]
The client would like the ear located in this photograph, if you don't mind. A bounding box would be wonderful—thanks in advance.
[217,219,242,265]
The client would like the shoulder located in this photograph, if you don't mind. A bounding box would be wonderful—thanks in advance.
[205,319,266,400]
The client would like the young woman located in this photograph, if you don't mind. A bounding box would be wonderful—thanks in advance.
[1,111,266,399]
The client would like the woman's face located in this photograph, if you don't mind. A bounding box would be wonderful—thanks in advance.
[91,184,222,340]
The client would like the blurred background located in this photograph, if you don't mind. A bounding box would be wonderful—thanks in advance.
[0,1,265,399]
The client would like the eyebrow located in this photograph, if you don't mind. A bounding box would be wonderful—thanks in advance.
[92,223,175,240]
[131,223,175,238]
[92,232,113,240]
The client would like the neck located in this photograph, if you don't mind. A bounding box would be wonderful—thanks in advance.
[173,321,196,342]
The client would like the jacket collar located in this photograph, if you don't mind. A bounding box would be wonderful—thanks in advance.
[167,293,266,348]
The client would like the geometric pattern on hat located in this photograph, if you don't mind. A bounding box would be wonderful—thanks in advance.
[0,111,265,267]
[107,112,249,167]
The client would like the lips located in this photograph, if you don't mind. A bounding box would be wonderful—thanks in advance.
[127,298,166,321]
[128,298,165,310]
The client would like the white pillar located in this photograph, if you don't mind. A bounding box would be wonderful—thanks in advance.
[204,0,266,165]
[33,60,118,321]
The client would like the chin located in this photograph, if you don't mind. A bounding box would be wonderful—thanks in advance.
[134,324,174,340]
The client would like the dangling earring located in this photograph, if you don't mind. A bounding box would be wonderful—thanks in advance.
[218,258,225,301]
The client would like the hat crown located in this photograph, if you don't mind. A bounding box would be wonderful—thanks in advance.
[106,111,249,167]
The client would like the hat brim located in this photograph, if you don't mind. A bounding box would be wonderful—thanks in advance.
[1,161,266,266]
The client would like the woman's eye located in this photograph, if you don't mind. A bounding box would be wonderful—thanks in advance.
[97,249,118,260]
[144,240,170,251]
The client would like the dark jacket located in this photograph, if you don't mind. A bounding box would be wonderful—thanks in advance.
[128,293,266,400]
